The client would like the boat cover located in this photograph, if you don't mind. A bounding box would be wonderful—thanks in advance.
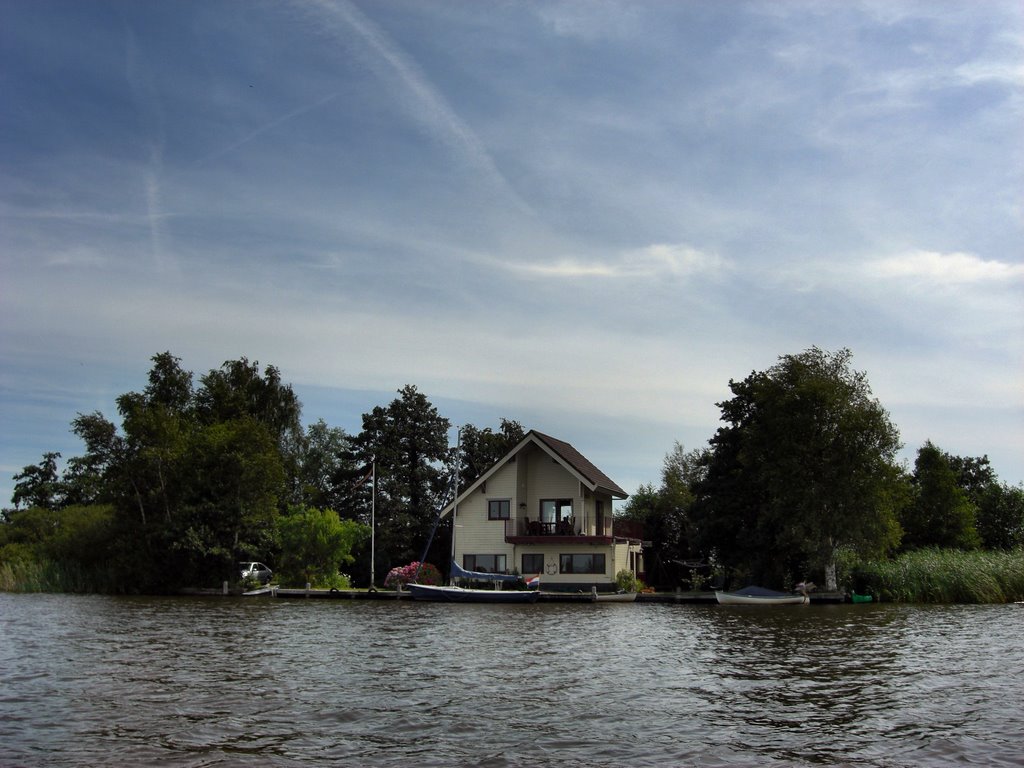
[450,560,520,583]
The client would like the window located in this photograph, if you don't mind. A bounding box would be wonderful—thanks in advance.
[464,554,506,573]
[540,499,572,524]
[560,553,606,574]
[488,499,511,520]
[521,553,544,575]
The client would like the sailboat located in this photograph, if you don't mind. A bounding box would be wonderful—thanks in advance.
[407,561,540,603]
[406,429,539,603]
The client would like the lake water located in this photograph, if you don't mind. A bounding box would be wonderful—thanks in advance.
[1,594,1022,767]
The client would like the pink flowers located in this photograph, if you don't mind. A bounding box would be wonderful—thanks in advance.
[384,561,441,588]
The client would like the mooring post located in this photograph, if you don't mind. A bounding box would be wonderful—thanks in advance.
[223,580,228,595]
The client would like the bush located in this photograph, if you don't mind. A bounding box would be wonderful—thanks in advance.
[384,561,441,589]
[615,569,638,592]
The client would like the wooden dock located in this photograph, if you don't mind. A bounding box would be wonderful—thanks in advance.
[249,587,845,603]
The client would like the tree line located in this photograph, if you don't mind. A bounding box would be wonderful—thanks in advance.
[3,348,1021,595]
[619,348,1024,593]
[1,352,523,592]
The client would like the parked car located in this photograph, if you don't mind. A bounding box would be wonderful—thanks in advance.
[239,562,273,584]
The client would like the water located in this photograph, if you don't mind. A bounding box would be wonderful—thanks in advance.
[1,595,1022,767]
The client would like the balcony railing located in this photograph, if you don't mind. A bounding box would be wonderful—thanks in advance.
[504,518,617,539]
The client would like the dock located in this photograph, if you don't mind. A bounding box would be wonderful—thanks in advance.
[246,587,845,603]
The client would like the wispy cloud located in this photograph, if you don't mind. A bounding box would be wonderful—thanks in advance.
[124,24,172,273]
[192,92,339,167]
[492,243,729,281]
[300,0,534,215]
[869,250,1024,285]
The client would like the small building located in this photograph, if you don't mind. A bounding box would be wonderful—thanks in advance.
[441,430,643,592]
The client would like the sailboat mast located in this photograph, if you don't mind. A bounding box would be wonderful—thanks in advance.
[450,427,460,584]
[370,460,376,588]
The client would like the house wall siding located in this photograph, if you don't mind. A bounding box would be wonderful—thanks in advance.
[454,459,516,568]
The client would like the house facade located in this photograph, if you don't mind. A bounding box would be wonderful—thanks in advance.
[442,430,643,592]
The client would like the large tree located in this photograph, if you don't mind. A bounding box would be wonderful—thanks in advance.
[353,385,451,581]
[901,441,981,551]
[692,348,904,590]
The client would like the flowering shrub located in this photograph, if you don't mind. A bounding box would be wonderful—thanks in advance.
[384,561,441,589]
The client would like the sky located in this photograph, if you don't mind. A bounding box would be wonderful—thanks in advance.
[2,0,1023,509]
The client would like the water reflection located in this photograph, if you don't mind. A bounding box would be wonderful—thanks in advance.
[1,595,1021,766]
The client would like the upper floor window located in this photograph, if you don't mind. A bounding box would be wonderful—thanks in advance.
[488,499,511,520]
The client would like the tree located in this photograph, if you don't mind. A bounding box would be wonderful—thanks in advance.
[175,417,285,585]
[617,443,707,588]
[457,419,525,486]
[901,441,981,551]
[277,505,370,587]
[195,358,301,447]
[353,385,450,579]
[292,420,358,511]
[975,483,1024,550]
[691,348,904,590]
[11,452,62,511]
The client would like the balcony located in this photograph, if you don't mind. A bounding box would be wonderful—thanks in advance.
[504,517,617,545]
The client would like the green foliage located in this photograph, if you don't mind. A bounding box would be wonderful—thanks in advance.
[353,386,451,578]
[617,443,707,587]
[11,452,62,511]
[853,548,1024,603]
[975,483,1024,550]
[277,506,369,587]
[691,348,904,589]
[614,569,638,592]
[901,441,980,551]
[293,419,357,511]
[457,419,525,485]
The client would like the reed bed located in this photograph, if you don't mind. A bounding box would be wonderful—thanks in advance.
[854,548,1024,603]
[0,558,117,594]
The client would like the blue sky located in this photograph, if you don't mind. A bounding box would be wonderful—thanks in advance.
[2,0,1022,507]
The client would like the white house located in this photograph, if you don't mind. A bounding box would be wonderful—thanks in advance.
[441,430,643,592]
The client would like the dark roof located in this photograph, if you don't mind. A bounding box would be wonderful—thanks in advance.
[530,430,628,498]
[442,428,628,516]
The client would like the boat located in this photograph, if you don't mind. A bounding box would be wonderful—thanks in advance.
[850,592,874,603]
[715,585,810,606]
[593,590,638,603]
[407,561,540,603]
[407,583,539,603]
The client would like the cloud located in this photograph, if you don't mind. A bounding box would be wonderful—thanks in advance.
[490,243,729,281]
[869,250,1024,285]
[192,92,340,167]
[297,0,534,215]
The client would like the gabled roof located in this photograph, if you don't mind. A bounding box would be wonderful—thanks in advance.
[529,431,627,498]
[442,429,627,516]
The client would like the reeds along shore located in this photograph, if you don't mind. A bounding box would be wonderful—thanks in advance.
[854,548,1024,603]
[4,547,1024,602]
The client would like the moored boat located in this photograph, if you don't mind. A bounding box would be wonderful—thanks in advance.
[407,583,539,603]
[850,592,874,603]
[715,585,809,606]
[407,560,540,603]
[594,590,638,603]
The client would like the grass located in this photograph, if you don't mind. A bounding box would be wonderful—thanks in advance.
[0,558,117,594]
[854,547,1024,603]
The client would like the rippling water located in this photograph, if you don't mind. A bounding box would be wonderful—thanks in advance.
[1,594,1022,767]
